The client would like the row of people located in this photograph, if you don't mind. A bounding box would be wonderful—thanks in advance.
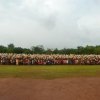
[0,53,100,65]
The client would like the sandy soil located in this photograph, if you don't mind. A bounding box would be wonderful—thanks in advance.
[0,77,100,100]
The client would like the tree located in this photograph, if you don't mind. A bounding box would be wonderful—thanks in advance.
[23,48,32,54]
[45,48,53,54]
[31,45,45,54]
[7,43,15,53]
[0,45,7,53]
[14,47,23,54]
[53,48,59,54]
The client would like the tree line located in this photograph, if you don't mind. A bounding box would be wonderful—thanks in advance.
[0,44,100,54]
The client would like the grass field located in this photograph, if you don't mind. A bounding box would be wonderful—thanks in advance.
[0,65,100,79]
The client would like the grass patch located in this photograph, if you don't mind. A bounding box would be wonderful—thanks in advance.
[0,65,100,79]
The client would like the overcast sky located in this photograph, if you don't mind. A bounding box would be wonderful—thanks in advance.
[0,0,100,49]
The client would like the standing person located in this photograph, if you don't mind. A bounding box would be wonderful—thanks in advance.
[16,58,19,65]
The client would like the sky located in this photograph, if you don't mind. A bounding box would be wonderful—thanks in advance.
[0,0,100,49]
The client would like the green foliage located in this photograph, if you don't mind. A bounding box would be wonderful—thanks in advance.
[7,43,15,53]
[0,44,99,54]
[45,48,53,54]
[31,45,45,54]
[0,45,7,53]
[53,48,59,54]
[14,47,24,53]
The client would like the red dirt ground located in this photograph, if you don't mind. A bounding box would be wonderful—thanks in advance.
[0,77,100,100]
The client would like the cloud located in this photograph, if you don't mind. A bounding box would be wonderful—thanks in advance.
[0,0,100,48]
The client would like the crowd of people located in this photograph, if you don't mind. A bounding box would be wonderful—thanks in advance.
[0,53,100,65]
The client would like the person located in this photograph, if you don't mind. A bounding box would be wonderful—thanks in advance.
[16,58,19,65]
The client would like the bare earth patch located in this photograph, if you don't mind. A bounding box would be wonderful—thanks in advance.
[0,77,100,100]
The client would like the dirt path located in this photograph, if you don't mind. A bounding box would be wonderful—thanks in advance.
[0,77,100,100]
